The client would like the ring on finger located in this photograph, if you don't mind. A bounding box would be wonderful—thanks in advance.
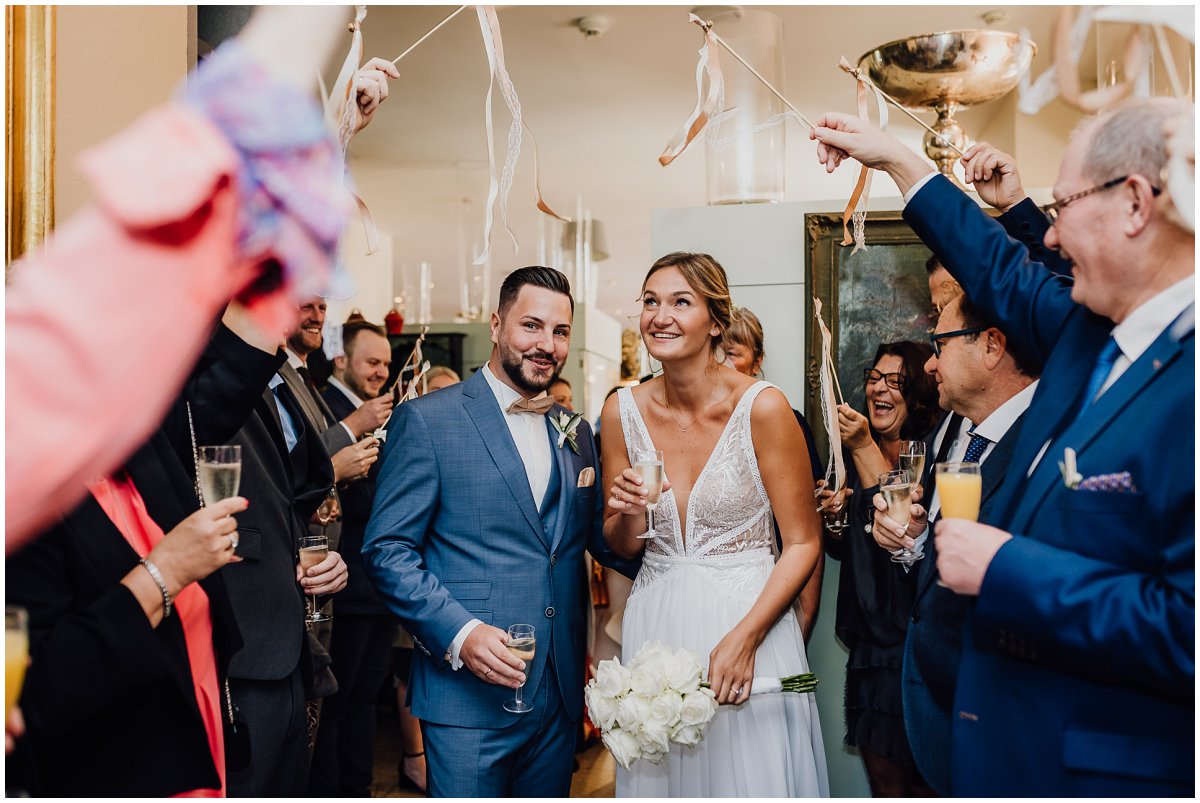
[484,667,494,678]
[229,533,239,550]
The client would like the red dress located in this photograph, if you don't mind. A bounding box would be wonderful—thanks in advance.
[89,474,225,797]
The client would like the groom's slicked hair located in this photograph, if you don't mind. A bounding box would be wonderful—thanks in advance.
[497,266,574,317]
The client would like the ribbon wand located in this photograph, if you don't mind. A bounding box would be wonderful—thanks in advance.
[700,18,817,131]
[391,5,468,66]
[836,59,965,157]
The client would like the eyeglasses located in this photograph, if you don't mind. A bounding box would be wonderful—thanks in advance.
[863,369,905,390]
[1044,175,1162,224]
[929,326,986,357]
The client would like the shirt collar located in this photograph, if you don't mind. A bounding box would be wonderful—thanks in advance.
[285,348,306,370]
[972,379,1039,443]
[1110,275,1195,364]
[327,376,364,409]
[482,362,522,412]
[268,373,285,390]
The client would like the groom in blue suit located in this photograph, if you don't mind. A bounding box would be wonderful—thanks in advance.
[364,267,632,797]
[812,97,1193,796]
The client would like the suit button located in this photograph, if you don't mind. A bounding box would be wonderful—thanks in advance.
[550,554,557,566]
[545,606,555,618]
[911,611,922,624]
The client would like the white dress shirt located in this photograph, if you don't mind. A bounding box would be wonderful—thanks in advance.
[448,362,554,670]
[326,375,364,409]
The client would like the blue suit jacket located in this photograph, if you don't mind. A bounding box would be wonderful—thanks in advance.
[363,369,632,729]
[904,175,1194,796]
[902,413,1023,795]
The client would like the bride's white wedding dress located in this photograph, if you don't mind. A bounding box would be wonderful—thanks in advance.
[615,382,829,798]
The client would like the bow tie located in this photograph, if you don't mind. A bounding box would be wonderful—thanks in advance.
[507,394,555,416]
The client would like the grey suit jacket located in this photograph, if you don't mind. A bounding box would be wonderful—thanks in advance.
[279,361,353,553]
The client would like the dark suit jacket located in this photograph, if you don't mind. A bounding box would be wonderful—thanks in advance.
[219,377,334,681]
[902,411,1024,795]
[906,175,1194,796]
[321,385,389,616]
[6,324,278,796]
[280,361,353,553]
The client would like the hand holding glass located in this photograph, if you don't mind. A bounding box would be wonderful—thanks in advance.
[879,469,922,564]
[503,624,536,714]
[632,450,665,540]
[298,535,331,623]
[198,445,241,505]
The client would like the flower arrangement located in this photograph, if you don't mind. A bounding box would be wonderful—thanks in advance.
[584,642,818,769]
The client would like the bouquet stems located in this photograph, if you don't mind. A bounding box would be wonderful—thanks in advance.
[700,672,819,698]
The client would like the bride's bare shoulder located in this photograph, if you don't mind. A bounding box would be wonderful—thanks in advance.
[629,376,662,403]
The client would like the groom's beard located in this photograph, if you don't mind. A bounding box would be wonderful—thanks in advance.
[499,342,561,395]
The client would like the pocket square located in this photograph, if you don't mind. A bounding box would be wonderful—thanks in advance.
[577,467,596,488]
[1077,471,1136,493]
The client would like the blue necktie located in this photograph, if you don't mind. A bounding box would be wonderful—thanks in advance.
[1075,336,1122,422]
[962,426,990,463]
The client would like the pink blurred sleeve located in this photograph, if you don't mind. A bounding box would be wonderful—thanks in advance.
[5,104,250,548]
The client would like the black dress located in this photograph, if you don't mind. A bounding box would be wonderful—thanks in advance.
[824,455,920,769]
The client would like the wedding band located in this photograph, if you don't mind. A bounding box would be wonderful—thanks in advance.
[485,668,493,678]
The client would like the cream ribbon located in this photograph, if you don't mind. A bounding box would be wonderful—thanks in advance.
[836,57,890,254]
[659,14,725,167]
[813,298,846,494]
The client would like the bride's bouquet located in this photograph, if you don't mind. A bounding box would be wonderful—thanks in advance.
[584,642,818,769]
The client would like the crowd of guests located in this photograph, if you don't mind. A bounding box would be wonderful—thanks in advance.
[3,5,1193,796]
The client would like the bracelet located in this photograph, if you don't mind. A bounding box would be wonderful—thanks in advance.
[140,559,172,619]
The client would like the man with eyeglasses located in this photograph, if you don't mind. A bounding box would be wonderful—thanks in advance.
[870,289,1039,795]
[810,97,1194,797]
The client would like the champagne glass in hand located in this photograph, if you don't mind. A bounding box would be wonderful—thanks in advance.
[879,469,921,564]
[5,608,28,724]
[503,624,536,714]
[198,445,241,505]
[298,535,331,624]
[899,441,926,491]
[633,450,665,540]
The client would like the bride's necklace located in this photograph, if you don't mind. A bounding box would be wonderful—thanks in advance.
[662,374,722,433]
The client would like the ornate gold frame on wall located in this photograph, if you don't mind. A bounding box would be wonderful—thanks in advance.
[6,6,56,269]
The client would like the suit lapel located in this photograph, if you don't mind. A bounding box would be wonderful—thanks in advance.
[279,362,329,433]
[548,413,575,552]
[462,371,548,548]
[988,317,1110,527]
[1010,311,1190,532]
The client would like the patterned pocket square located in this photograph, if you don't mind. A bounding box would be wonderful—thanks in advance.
[577,467,596,488]
[1077,471,1136,492]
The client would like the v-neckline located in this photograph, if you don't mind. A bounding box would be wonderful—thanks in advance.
[626,382,763,552]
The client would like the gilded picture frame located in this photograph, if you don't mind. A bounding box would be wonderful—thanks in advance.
[6,5,56,269]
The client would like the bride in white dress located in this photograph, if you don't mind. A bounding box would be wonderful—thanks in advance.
[600,252,829,797]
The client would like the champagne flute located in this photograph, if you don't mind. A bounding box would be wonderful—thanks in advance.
[503,624,536,714]
[879,469,922,564]
[298,535,331,624]
[632,450,665,540]
[816,482,848,535]
[198,445,242,505]
[5,607,28,722]
[899,441,926,494]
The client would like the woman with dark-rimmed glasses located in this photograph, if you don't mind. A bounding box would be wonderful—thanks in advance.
[820,340,939,797]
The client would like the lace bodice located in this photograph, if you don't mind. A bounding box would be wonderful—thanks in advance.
[618,382,776,560]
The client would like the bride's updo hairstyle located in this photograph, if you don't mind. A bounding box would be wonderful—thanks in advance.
[642,252,734,354]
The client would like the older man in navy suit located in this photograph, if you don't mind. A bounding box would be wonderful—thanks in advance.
[812,97,1194,796]
[364,267,634,797]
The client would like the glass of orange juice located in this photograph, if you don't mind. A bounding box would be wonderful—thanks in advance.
[935,462,982,520]
[6,606,29,721]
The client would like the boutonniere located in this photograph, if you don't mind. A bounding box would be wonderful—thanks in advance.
[1057,447,1082,490]
[551,411,584,454]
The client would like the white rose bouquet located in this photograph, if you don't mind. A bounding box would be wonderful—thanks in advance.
[584,641,818,769]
